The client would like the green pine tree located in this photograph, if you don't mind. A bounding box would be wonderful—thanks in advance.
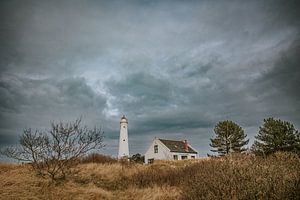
[251,118,300,156]
[209,120,249,156]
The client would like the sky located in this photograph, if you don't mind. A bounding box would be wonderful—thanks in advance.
[0,0,299,161]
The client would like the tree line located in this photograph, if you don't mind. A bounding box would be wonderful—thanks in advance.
[209,118,300,157]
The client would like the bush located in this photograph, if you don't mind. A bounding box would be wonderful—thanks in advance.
[81,153,117,164]
[130,153,145,164]
[1,118,104,180]
[110,153,299,199]
[181,152,300,200]
[129,163,181,187]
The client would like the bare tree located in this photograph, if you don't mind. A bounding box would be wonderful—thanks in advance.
[1,118,104,180]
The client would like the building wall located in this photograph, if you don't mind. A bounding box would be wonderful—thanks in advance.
[170,152,198,160]
[145,139,172,164]
[144,138,198,164]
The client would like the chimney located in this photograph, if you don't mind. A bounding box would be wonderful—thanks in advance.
[184,140,189,152]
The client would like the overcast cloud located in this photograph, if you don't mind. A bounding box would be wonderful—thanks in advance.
[0,0,299,160]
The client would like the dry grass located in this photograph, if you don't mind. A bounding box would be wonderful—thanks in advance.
[0,162,180,200]
[80,153,117,164]
[0,152,299,200]
[181,153,300,200]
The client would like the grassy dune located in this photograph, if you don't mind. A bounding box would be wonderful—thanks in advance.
[0,152,299,200]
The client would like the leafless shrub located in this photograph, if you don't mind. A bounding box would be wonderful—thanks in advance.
[1,118,104,180]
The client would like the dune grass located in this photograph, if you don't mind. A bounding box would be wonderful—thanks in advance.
[0,152,299,200]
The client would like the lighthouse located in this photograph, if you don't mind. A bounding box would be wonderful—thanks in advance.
[118,115,129,158]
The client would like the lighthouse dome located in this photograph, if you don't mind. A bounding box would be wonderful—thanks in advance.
[120,115,128,123]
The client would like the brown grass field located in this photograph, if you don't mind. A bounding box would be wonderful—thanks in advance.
[0,152,299,200]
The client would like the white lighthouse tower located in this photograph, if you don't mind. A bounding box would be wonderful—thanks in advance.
[118,115,129,158]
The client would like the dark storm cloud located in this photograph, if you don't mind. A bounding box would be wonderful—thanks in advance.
[0,74,107,145]
[0,75,106,111]
[106,72,174,113]
[246,41,300,120]
[258,42,300,102]
[105,71,216,135]
[0,0,300,159]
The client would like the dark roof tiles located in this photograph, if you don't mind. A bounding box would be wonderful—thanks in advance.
[158,139,198,154]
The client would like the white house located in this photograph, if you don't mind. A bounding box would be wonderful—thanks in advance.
[144,138,198,164]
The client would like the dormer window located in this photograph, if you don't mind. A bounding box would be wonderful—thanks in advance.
[154,145,158,153]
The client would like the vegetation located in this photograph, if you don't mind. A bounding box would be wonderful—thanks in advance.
[1,117,300,199]
[130,153,145,163]
[80,153,117,164]
[0,152,299,200]
[251,118,300,156]
[1,118,104,180]
[210,120,249,156]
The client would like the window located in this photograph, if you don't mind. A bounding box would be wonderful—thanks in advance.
[191,156,195,159]
[181,155,188,160]
[154,145,158,153]
[173,155,178,160]
[148,158,154,164]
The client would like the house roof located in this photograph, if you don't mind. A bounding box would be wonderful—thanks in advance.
[158,139,198,154]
